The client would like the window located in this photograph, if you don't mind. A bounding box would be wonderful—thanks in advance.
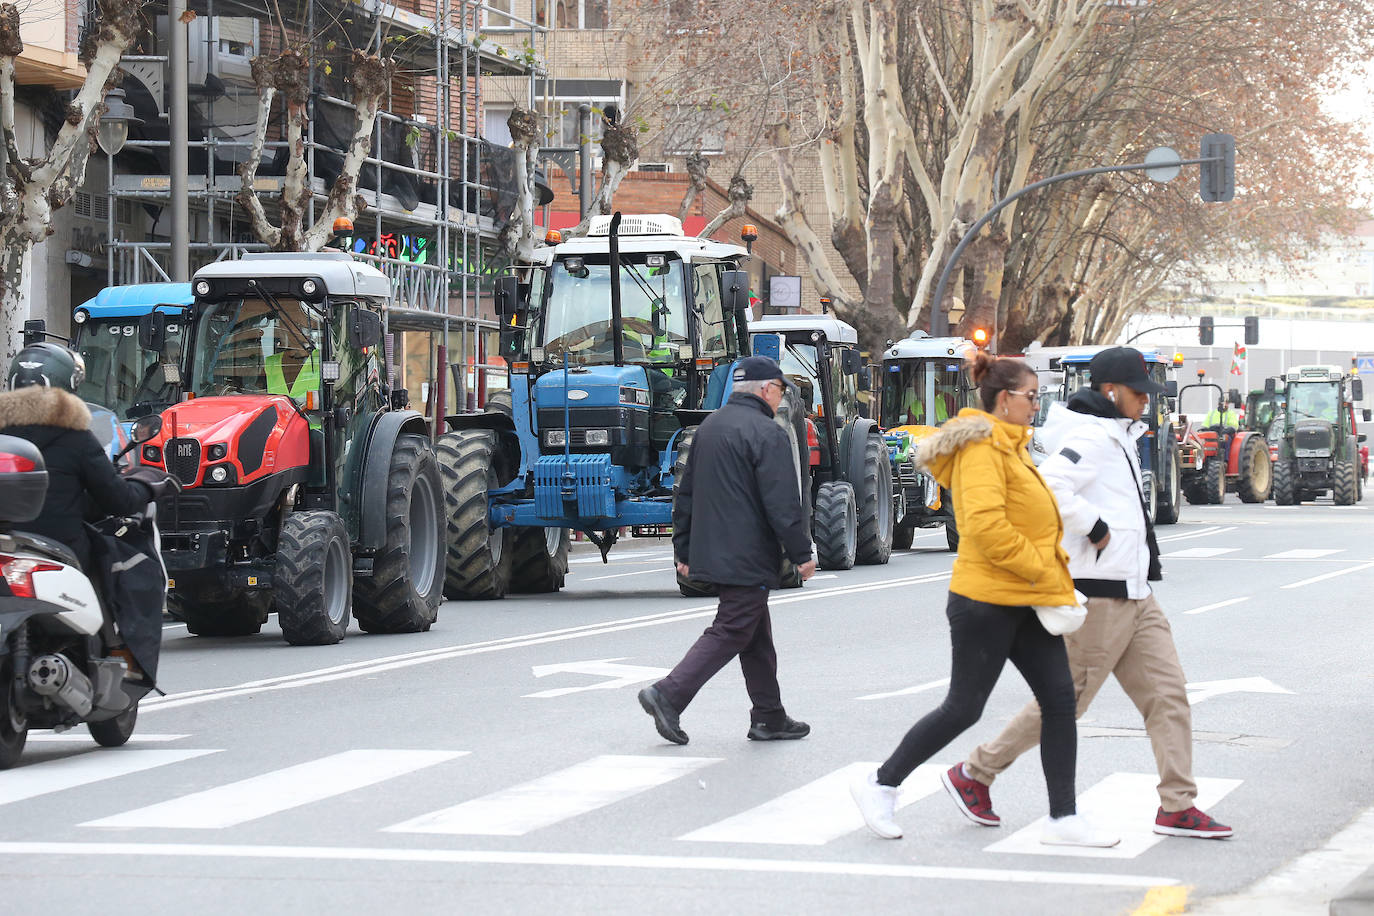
[74,191,109,221]
[830,345,858,422]
[555,0,608,28]
[692,263,726,355]
[484,105,514,146]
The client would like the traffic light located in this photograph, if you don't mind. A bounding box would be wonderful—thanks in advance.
[1199,132,1235,203]
[1244,315,1259,346]
[1199,315,1214,346]
[971,327,990,349]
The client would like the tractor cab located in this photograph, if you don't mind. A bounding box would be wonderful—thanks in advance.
[1245,384,1285,439]
[70,283,192,426]
[137,251,446,644]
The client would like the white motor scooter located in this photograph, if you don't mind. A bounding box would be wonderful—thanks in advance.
[0,416,172,768]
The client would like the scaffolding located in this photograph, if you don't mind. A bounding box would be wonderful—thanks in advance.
[99,0,548,406]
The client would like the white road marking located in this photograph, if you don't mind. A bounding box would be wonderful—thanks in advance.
[1156,525,1229,543]
[1186,676,1294,705]
[83,750,464,830]
[1181,597,1250,616]
[1281,561,1374,589]
[857,678,950,701]
[810,573,840,580]
[0,841,1180,887]
[0,749,219,806]
[570,550,673,565]
[1160,547,1240,559]
[1264,548,1343,560]
[162,623,186,631]
[385,755,715,837]
[678,762,945,846]
[983,773,1241,859]
[26,732,189,743]
[140,571,953,714]
[584,567,670,581]
[523,658,668,698]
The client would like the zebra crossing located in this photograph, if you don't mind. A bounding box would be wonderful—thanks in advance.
[8,739,1239,862]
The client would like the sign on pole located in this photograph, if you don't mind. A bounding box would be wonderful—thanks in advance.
[769,275,802,313]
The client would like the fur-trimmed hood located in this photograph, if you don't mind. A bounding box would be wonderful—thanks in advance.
[0,386,93,433]
[916,408,1033,489]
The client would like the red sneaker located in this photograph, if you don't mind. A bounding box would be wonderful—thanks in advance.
[941,764,1000,826]
[1153,806,1233,838]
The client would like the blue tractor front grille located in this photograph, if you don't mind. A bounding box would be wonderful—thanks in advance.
[534,454,616,519]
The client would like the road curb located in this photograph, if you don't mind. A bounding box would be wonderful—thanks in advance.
[1332,863,1374,916]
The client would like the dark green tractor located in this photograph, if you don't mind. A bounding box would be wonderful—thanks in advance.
[1271,367,1364,506]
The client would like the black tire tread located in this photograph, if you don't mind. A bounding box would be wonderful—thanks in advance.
[509,527,570,593]
[87,704,137,747]
[854,433,893,565]
[1155,434,1182,524]
[353,435,445,631]
[813,480,857,570]
[275,511,351,646]
[1273,458,1296,505]
[171,587,268,637]
[1334,457,1358,506]
[1203,456,1226,505]
[437,430,512,600]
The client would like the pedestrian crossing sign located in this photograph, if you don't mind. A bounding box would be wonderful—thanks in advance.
[1356,356,1374,374]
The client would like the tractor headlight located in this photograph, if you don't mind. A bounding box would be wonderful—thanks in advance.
[545,429,567,447]
[584,429,610,446]
[142,445,162,463]
[301,279,318,297]
[194,279,211,297]
[207,443,228,461]
[72,308,88,325]
[209,465,229,483]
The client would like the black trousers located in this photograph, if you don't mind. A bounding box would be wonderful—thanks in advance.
[875,591,1078,818]
[654,584,785,725]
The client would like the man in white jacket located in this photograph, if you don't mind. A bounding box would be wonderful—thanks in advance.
[942,347,1233,839]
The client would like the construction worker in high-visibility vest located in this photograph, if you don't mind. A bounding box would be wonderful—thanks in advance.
[902,385,951,426]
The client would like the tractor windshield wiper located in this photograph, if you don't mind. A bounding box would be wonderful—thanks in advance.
[252,284,317,356]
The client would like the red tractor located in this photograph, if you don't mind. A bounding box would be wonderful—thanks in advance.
[1175,378,1271,504]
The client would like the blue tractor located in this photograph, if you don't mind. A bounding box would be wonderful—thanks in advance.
[71,283,192,438]
[438,214,778,599]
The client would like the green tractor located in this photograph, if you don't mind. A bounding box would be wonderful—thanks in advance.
[1271,366,1364,506]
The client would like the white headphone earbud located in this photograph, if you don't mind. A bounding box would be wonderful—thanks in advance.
[1107,390,1117,403]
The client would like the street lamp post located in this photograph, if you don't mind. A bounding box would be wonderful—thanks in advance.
[99,88,141,285]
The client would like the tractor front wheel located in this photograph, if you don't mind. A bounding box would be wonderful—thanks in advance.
[437,431,513,600]
[854,432,894,565]
[171,586,269,637]
[353,434,445,631]
[1334,458,1359,506]
[1203,457,1226,505]
[813,481,858,570]
[510,527,571,593]
[1236,436,1272,503]
[1155,433,1183,524]
[942,489,960,551]
[275,510,352,645]
[1272,459,1296,505]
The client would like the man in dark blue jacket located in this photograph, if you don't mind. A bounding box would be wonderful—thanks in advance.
[638,356,816,745]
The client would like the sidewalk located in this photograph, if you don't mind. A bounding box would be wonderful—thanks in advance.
[1186,807,1374,915]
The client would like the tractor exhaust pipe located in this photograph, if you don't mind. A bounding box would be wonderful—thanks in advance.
[608,211,625,367]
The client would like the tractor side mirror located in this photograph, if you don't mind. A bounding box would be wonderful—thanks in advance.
[1360,434,1368,444]
[1264,377,1277,395]
[22,319,46,346]
[349,308,383,349]
[1352,378,1364,402]
[131,414,163,444]
[841,348,862,376]
[1164,379,1178,398]
[1364,408,1372,423]
[138,312,167,353]
[1228,389,1242,407]
[494,276,521,318]
[721,270,751,317]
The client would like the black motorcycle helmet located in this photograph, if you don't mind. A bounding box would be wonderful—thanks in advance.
[7,342,86,393]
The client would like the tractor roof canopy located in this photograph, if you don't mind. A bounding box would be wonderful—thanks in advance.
[750,314,858,345]
[75,282,193,321]
[193,252,392,301]
[884,333,976,361]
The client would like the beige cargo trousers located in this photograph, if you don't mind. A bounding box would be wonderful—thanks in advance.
[964,593,1198,812]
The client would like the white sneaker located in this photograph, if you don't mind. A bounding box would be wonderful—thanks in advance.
[850,771,902,839]
[1040,814,1120,848]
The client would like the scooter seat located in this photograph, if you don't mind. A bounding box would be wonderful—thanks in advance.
[15,532,81,570]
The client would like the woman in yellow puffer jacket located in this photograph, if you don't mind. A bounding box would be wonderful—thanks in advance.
[850,351,1118,849]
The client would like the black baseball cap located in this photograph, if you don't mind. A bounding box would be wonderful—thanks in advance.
[1088,346,1166,394]
[732,355,793,388]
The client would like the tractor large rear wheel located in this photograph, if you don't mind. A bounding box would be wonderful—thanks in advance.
[1236,436,1273,503]
[1155,433,1182,525]
[813,481,857,571]
[1273,459,1297,505]
[437,431,513,600]
[854,432,893,565]
[510,527,570,593]
[275,510,352,645]
[671,426,717,598]
[172,586,269,637]
[353,434,445,631]
[1334,458,1359,506]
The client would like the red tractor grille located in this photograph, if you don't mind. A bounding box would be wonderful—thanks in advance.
[166,438,201,485]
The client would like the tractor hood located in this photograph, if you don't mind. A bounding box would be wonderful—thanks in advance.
[150,395,311,487]
[531,365,653,468]
[1294,418,1334,456]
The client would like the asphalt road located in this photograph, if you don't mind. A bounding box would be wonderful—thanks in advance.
[3,497,1373,915]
